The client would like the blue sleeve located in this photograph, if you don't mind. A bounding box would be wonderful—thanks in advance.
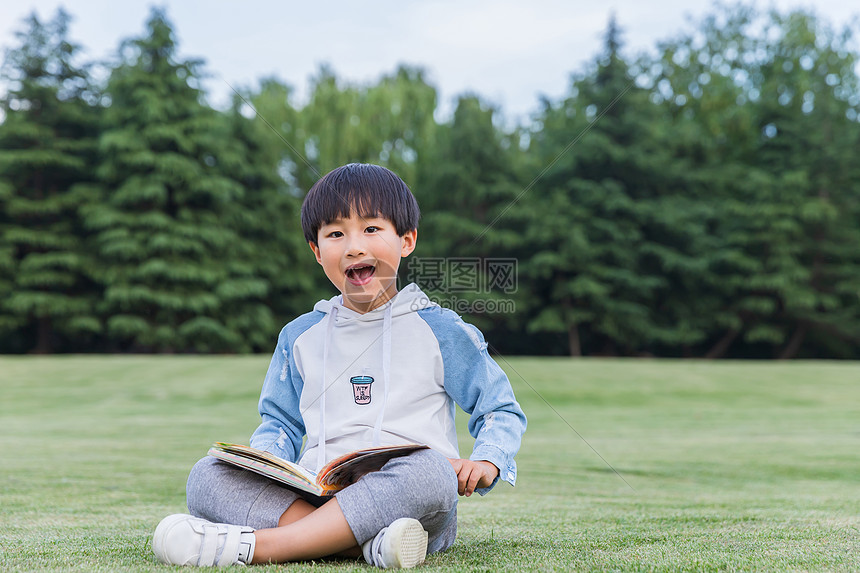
[418,308,527,495]
[249,324,306,462]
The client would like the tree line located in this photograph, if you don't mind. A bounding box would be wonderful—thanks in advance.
[1,5,859,358]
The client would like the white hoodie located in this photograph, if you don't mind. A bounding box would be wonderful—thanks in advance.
[251,283,527,493]
[294,284,458,470]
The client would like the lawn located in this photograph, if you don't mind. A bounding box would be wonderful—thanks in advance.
[1,356,858,571]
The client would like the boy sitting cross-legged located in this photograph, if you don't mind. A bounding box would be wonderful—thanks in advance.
[152,163,526,568]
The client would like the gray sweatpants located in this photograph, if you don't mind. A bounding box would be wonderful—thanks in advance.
[186,448,459,554]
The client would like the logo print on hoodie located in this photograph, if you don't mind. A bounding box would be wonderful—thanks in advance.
[350,375,374,405]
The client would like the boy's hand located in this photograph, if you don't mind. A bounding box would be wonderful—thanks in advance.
[448,458,499,497]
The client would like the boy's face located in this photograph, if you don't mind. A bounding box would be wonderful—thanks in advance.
[309,212,416,314]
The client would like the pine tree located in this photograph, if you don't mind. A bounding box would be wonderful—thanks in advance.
[754,10,860,357]
[527,17,703,356]
[216,93,319,333]
[651,4,860,358]
[412,95,528,336]
[0,9,101,353]
[84,9,271,352]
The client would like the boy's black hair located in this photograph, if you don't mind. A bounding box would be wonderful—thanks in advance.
[301,163,420,245]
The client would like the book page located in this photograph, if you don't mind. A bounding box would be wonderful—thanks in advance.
[318,444,428,489]
[211,443,318,483]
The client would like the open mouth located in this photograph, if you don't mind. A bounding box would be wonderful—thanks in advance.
[345,264,376,286]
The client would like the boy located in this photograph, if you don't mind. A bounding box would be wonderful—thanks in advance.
[152,163,526,568]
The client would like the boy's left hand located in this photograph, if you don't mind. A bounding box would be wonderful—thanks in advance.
[448,458,499,497]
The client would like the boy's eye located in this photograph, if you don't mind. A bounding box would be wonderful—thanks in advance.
[365,226,379,233]
[328,231,343,238]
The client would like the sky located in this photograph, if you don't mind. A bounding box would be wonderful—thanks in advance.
[1,0,858,123]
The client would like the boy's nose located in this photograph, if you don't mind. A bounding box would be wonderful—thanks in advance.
[345,236,367,257]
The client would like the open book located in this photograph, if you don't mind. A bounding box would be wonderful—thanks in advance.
[208,442,428,497]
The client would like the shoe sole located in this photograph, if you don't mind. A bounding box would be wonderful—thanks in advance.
[386,518,429,568]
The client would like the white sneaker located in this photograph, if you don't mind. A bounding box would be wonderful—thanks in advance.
[362,517,428,568]
[152,514,256,567]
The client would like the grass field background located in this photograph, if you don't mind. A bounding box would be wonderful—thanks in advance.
[1,356,858,571]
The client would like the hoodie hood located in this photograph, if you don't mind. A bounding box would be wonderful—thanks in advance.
[312,282,436,323]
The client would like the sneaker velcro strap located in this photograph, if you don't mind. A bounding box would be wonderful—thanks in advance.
[198,524,219,566]
[217,527,242,566]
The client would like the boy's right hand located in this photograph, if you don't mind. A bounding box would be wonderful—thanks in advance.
[448,458,499,497]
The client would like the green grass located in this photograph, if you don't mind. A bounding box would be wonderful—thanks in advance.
[1,356,858,571]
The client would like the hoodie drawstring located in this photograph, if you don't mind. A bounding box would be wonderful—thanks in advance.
[372,303,393,447]
[316,305,338,472]
[315,300,394,472]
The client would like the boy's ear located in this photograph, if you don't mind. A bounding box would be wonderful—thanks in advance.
[309,241,323,265]
[400,229,417,257]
